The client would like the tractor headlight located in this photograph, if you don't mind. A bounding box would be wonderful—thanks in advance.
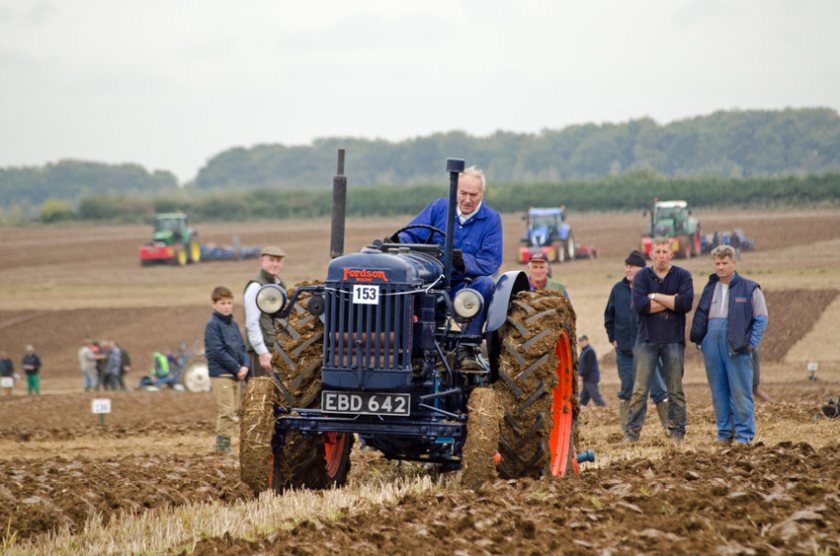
[256,284,287,315]
[453,288,483,320]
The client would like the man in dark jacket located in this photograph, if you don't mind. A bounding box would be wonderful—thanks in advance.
[578,336,606,406]
[626,238,694,442]
[604,250,670,434]
[0,350,14,397]
[395,166,502,370]
[691,245,768,444]
[22,344,42,396]
[205,286,250,454]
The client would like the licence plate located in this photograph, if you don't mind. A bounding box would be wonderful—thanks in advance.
[321,391,410,416]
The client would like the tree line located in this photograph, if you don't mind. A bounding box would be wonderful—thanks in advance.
[2,107,839,222]
[27,170,840,224]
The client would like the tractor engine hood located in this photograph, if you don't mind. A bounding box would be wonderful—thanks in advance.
[326,247,444,288]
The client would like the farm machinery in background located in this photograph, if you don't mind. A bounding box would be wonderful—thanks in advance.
[239,152,587,495]
[701,228,755,255]
[139,212,261,266]
[517,207,597,263]
[641,199,702,259]
[139,212,201,266]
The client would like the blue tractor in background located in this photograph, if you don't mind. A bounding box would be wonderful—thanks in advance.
[517,207,575,263]
[239,153,583,493]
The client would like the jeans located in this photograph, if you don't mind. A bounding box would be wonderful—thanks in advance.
[626,342,686,440]
[83,368,98,391]
[701,319,755,443]
[615,349,668,403]
[452,276,495,336]
[580,381,606,406]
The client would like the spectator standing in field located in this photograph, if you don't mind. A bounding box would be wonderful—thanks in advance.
[625,238,694,443]
[117,342,131,391]
[1,350,14,397]
[205,286,249,454]
[578,335,606,407]
[691,245,768,444]
[604,250,670,436]
[244,246,286,377]
[104,340,123,391]
[22,344,42,396]
[78,339,99,392]
[527,253,569,298]
[93,341,108,391]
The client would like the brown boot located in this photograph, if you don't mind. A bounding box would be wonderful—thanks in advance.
[656,401,670,437]
[457,345,483,372]
[619,400,630,435]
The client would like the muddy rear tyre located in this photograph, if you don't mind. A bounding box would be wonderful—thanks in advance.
[495,290,578,479]
[272,285,353,490]
[461,387,501,490]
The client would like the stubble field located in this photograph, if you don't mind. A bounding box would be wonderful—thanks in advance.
[1,206,839,554]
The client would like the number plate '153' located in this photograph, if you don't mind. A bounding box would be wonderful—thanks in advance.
[352,284,379,305]
[322,391,410,416]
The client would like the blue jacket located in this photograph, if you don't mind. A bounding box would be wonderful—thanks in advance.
[604,278,636,354]
[580,344,600,383]
[398,198,502,282]
[632,265,694,345]
[690,272,767,354]
[204,311,249,379]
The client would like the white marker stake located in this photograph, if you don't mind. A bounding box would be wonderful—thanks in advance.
[0,377,13,389]
[92,398,112,425]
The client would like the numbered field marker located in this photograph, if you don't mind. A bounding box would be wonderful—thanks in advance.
[0,377,13,389]
[92,398,112,425]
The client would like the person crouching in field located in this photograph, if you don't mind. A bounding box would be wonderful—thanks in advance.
[691,245,768,445]
[205,286,250,454]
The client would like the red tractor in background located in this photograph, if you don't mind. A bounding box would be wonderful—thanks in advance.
[139,212,202,266]
[641,199,702,259]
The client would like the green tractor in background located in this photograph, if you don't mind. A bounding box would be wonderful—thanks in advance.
[139,212,202,266]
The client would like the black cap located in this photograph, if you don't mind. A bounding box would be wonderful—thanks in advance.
[624,250,646,268]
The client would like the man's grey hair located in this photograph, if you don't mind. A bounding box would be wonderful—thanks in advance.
[652,236,671,248]
[461,166,486,193]
[711,245,737,259]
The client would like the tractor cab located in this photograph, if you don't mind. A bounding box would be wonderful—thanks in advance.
[153,213,190,244]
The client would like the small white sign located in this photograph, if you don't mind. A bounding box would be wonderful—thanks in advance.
[807,361,818,372]
[91,398,112,414]
[352,284,380,305]
[0,377,13,388]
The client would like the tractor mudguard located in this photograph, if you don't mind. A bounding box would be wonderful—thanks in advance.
[558,223,571,241]
[485,271,531,333]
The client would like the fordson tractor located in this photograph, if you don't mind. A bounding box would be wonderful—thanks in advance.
[139,212,201,266]
[517,207,575,264]
[239,153,582,493]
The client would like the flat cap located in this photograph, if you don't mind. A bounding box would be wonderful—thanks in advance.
[260,246,286,258]
[624,250,646,268]
[529,252,549,263]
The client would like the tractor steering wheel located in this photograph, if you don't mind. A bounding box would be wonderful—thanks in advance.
[390,224,446,245]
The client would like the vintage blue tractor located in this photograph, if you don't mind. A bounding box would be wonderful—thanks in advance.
[239,153,581,493]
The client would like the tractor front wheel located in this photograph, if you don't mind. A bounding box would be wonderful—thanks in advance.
[461,387,501,489]
[272,285,353,490]
[495,290,578,479]
[189,240,201,263]
[564,233,576,262]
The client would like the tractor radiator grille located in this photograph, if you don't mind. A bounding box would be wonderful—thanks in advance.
[323,282,412,371]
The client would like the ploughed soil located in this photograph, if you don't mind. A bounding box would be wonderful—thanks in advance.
[191,442,839,556]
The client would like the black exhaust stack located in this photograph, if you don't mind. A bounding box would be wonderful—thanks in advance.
[443,158,465,290]
[330,149,347,259]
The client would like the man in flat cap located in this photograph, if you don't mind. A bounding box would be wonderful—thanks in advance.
[243,246,286,376]
[604,250,670,436]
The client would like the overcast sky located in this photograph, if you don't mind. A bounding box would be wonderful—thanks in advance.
[1,0,838,182]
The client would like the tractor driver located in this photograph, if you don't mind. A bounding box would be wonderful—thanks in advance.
[244,246,287,377]
[391,166,502,370]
